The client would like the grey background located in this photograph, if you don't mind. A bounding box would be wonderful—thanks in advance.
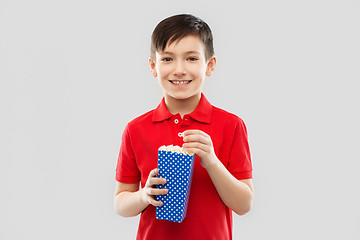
[1,0,359,239]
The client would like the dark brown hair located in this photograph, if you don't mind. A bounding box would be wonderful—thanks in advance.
[150,14,214,61]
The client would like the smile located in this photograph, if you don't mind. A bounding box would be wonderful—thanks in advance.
[169,80,192,86]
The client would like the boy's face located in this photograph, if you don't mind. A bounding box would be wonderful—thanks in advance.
[149,35,216,102]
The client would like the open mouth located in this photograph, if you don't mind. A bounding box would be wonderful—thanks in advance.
[169,80,192,86]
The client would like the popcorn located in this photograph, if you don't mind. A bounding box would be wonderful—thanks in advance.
[156,145,196,223]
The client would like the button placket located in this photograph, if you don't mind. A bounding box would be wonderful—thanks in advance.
[172,115,184,145]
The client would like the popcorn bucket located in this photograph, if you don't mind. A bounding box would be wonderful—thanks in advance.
[156,145,196,223]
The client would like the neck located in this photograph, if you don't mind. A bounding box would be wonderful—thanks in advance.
[165,93,201,118]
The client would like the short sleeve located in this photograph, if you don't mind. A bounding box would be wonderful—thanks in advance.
[115,123,141,183]
[227,118,253,180]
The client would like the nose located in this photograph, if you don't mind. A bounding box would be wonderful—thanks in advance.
[173,61,186,76]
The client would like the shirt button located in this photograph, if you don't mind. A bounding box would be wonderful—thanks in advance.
[174,119,179,124]
[178,132,184,137]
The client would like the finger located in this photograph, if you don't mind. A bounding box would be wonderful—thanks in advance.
[182,146,207,157]
[183,142,211,154]
[147,196,163,207]
[148,177,167,186]
[148,168,159,178]
[183,134,211,146]
[145,168,160,187]
[146,188,169,196]
[183,130,209,138]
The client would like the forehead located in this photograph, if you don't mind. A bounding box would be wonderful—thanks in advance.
[160,35,205,55]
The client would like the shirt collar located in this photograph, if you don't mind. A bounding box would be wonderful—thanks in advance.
[152,93,213,124]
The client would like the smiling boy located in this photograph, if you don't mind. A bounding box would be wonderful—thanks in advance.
[114,14,254,240]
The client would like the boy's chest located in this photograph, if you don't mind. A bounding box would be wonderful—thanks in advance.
[131,116,232,187]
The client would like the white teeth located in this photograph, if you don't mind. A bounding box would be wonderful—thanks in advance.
[172,80,190,85]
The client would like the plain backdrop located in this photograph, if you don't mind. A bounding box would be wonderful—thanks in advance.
[1,0,359,239]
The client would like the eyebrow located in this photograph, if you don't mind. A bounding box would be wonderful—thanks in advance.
[160,51,201,55]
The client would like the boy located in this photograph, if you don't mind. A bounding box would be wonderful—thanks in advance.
[114,14,254,240]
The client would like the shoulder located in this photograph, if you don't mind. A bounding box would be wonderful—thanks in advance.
[211,105,249,139]
[122,109,156,141]
[212,105,245,126]
[127,109,155,129]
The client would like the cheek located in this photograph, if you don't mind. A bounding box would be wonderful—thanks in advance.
[157,65,172,78]
[189,63,206,75]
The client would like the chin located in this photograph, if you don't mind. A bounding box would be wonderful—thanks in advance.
[169,94,188,100]
[168,92,199,101]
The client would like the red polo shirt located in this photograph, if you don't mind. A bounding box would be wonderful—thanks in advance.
[116,93,252,240]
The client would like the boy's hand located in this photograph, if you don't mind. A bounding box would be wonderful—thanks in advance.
[141,168,168,207]
[182,130,219,170]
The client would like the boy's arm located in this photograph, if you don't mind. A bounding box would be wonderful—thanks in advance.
[114,168,168,217]
[114,182,146,217]
[182,130,254,215]
[205,163,254,215]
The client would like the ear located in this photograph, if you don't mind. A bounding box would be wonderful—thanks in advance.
[149,57,158,77]
[206,56,216,77]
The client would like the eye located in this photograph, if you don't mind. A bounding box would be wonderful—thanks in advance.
[188,57,198,61]
[161,57,172,62]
